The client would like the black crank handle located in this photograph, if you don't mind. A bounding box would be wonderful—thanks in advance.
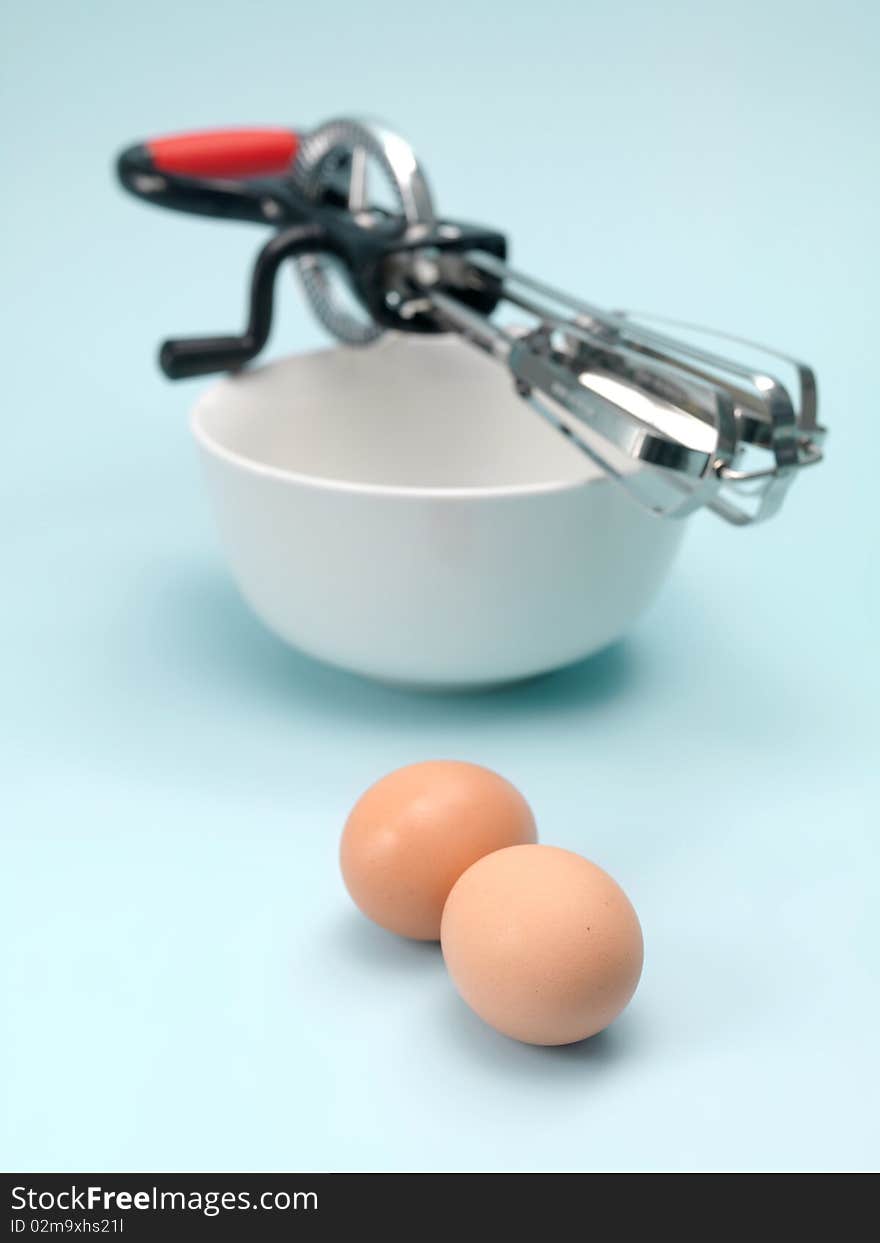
[159,222,336,379]
[116,127,302,225]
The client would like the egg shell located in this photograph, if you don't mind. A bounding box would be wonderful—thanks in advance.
[441,844,643,1045]
[340,760,537,940]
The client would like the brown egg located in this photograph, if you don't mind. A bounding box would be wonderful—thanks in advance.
[340,761,537,940]
[441,844,643,1045]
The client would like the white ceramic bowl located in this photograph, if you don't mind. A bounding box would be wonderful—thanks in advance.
[192,334,685,688]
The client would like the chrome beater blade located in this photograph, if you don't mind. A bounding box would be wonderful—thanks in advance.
[422,254,824,525]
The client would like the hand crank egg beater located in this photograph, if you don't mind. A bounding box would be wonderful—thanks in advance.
[117,116,824,528]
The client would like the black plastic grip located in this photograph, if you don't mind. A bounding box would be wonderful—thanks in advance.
[116,142,278,225]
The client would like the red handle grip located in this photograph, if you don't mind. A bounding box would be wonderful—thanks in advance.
[146,128,300,179]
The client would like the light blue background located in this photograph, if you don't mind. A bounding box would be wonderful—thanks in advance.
[2,0,878,1172]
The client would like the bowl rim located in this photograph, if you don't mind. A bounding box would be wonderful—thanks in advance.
[190,345,601,503]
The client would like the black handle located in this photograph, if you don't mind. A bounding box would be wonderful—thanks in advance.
[159,223,333,378]
[116,130,300,225]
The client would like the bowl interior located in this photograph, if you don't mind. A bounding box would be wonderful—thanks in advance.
[193,334,601,491]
